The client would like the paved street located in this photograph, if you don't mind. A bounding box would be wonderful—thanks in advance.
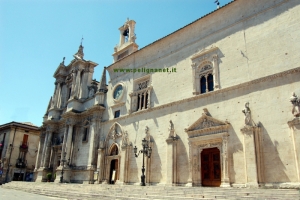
[0,186,66,200]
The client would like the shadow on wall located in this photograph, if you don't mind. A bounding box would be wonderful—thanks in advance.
[260,122,290,183]
[227,124,243,184]
[149,138,163,184]
[176,135,189,184]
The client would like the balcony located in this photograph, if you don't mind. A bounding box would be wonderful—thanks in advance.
[16,158,27,168]
[20,143,28,152]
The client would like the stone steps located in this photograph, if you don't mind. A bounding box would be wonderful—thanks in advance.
[2,182,299,200]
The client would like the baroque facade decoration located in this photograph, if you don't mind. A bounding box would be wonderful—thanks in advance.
[35,0,300,189]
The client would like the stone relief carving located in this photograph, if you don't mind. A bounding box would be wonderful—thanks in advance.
[202,118,214,128]
[109,124,122,142]
[121,131,131,147]
[242,102,251,125]
[290,92,300,118]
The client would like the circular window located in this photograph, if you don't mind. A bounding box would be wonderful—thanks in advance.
[113,84,123,100]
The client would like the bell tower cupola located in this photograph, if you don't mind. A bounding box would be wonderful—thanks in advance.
[113,18,138,62]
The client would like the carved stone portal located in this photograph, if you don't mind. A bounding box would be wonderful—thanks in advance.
[185,110,230,187]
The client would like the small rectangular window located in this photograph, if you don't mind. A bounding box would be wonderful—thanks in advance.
[114,110,120,118]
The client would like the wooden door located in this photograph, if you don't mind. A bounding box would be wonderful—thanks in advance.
[201,147,221,187]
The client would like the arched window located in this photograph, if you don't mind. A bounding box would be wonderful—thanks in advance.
[207,74,214,92]
[200,76,206,94]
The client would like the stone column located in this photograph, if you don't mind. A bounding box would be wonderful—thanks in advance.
[65,125,74,162]
[35,132,45,170]
[166,137,178,186]
[70,70,76,98]
[205,75,209,93]
[220,134,230,187]
[87,121,96,167]
[138,93,142,111]
[60,126,68,167]
[97,148,105,183]
[212,54,219,89]
[80,70,89,99]
[191,63,197,94]
[56,83,62,108]
[118,145,127,185]
[43,131,53,168]
[186,141,193,187]
[73,70,81,98]
[52,83,58,108]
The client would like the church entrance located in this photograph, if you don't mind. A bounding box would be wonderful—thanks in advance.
[201,147,221,187]
[109,159,118,184]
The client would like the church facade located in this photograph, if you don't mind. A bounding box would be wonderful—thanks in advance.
[35,0,300,188]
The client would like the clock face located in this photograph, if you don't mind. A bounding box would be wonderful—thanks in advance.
[113,85,123,100]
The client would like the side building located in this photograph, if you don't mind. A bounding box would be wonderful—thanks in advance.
[0,122,40,183]
[36,0,300,188]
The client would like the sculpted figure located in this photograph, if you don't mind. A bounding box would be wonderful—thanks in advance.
[202,118,212,128]
[290,92,300,117]
[145,126,150,142]
[242,102,251,125]
[168,120,176,138]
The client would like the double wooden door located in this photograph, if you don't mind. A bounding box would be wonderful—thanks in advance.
[201,147,221,187]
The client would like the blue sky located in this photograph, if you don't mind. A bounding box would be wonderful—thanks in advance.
[0,0,233,127]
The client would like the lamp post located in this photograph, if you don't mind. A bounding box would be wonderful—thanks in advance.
[60,151,67,183]
[134,138,152,186]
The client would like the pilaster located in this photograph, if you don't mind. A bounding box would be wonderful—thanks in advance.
[241,125,259,188]
[166,137,178,186]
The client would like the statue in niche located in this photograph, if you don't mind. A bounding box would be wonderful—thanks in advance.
[88,87,95,98]
[145,126,150,142]
[290,92,300,117]
[168,120,176,138]
[242,102,251,125]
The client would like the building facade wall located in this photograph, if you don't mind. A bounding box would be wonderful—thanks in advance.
[37,0,300,188]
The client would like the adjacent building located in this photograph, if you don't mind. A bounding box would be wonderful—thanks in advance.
[35,0,300,188]
[0,122,40,183]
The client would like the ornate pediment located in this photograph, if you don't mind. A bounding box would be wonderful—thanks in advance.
[106,122,124,142]
[185,109,230,138]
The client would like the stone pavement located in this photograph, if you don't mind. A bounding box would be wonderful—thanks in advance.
[2,181,300,200]
[0,186,66,200]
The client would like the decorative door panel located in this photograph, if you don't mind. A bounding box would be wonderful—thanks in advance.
[201,147,221,187]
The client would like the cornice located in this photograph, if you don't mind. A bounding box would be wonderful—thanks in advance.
[101,66,300,125]
[110,102,125,109]
[191,46,218,60]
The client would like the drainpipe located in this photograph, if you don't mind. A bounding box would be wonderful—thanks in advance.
[5,125,17,183]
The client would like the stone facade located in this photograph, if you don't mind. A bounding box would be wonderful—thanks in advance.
[0,122,40,183]
[36,0,300,188]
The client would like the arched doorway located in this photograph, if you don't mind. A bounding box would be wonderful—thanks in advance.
[108,144,119,184]
[201,147,221,187]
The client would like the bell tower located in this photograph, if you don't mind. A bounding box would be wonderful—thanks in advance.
[113,18,138,62]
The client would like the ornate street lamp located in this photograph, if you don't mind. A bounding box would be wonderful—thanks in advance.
[134,138,152,186]
[60,151,67,183]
